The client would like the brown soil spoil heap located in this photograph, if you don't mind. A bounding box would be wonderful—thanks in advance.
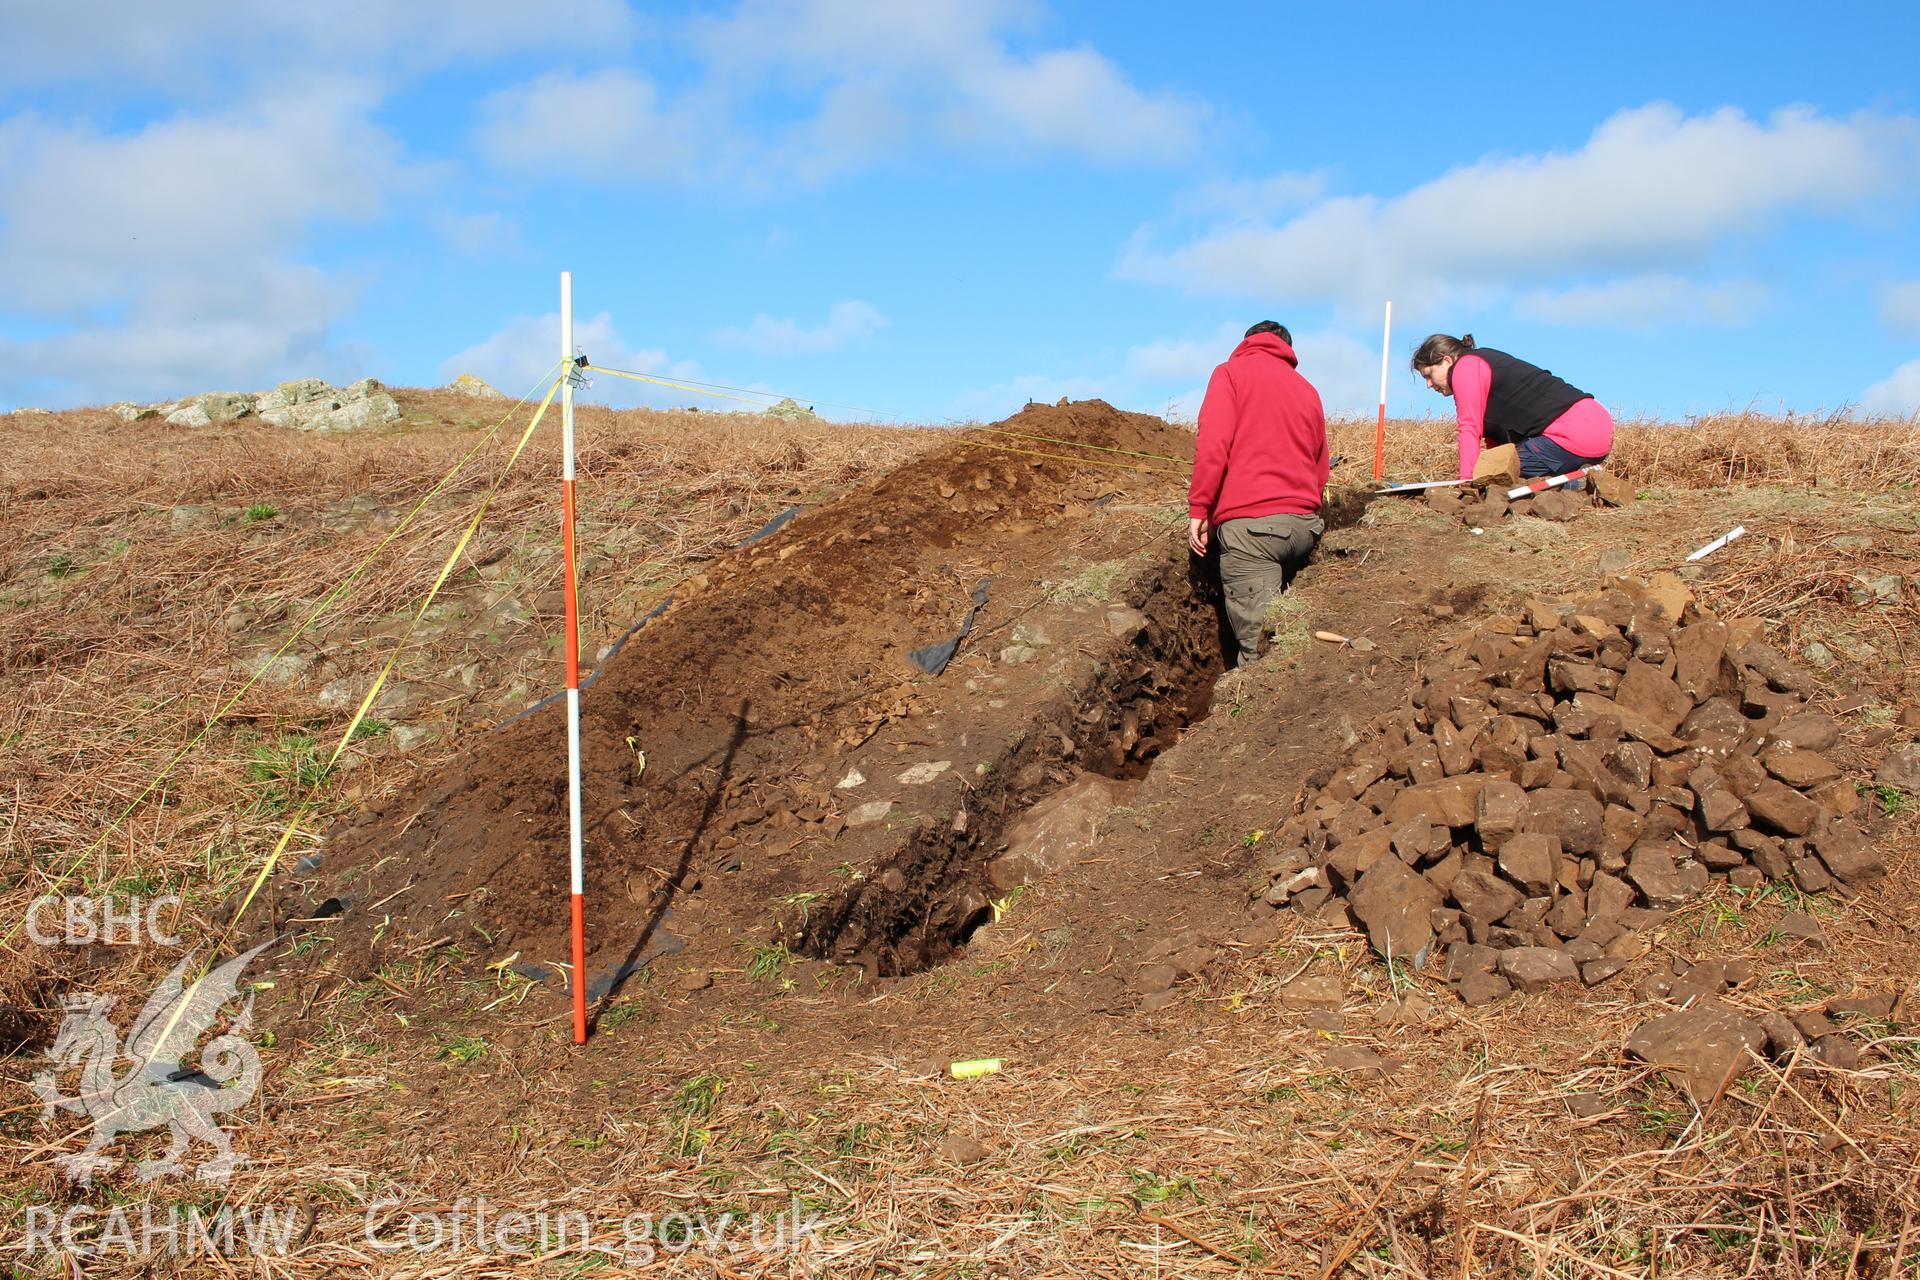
[1256,571,1887,1016]
[294,400,1212,991]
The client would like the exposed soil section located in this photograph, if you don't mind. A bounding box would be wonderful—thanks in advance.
[291,402,1211,994]
[794,550,1223,975]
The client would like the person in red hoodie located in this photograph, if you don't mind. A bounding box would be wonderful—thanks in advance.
[1188,321,1329,667]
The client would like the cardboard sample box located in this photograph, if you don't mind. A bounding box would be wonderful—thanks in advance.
[1472,444,1521,485]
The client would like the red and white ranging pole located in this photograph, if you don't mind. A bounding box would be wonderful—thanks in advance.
[1372,300,1392,483]
[560,271,588,1045]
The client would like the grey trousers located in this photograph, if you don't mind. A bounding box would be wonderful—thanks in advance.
[1216,512,1324,665]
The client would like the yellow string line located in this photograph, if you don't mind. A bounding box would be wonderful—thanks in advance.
[222,375,564,941]
[584,363,783,408]
[2,360,567,952]
[587,360,1193,467]
[585,361,903,420]
[119,377,562,1076]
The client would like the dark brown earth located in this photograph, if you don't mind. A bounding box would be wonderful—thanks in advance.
[257,405,1916,1089]
[12,400,1919,1275]
[260,424,1511,1140]
[275,398,1444,1031]
[288,403,1256,1000]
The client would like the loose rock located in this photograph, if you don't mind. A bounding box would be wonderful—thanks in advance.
[1254,576,1889,1010]
[1625,1000,1767,1100]
[1497,946,1577,993]
[1348,854,1442,968]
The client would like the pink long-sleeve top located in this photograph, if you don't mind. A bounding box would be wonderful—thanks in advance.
[1452,354,1615,480]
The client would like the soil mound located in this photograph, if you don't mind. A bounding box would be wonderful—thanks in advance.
[289,401,1200,989]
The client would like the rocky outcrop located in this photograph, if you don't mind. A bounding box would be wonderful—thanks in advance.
[447,373,504,398]
[255,377,400,431]
[766,397,820,422]
[111,378,402,432]
[162,391,254,426]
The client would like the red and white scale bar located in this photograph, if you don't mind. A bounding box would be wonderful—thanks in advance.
[1505,465,1601,501]
[1372,300,1392,483]
[560,272,588,1046]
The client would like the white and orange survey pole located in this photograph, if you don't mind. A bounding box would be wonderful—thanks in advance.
[1373,300,1392,482]
[560,271,588,1045]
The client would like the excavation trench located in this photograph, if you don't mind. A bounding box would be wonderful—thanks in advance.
[794,548,1225,976]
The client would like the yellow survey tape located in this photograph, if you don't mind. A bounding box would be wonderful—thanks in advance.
[4,361,568,950]
[950,1058,1003,1079]
[585,361,904,420]
[59,372,563,1090]
[222,374,564,940]
[585,363,775,408]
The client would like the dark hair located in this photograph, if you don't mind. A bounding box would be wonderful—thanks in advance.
[1411,333,1474,372]
[1245,320,1293,344]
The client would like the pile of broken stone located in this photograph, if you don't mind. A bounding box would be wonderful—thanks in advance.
[1425,468,1636,526]
[1256,573,1901,1045]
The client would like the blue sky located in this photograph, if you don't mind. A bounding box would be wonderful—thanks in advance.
[2,2,1917,421]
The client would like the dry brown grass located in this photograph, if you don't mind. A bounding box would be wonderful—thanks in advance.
[30,946,1908,1277]
[3,396,1917,1278]
[0,393,938,970]
[1329,412,1920,492]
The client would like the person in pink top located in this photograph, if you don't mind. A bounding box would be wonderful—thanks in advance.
[1411,334,1614,481]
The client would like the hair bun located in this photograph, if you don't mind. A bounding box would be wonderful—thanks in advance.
[1460,334,1476,349]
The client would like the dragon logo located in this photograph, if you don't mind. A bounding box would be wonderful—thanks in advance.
[29,944,267,1185]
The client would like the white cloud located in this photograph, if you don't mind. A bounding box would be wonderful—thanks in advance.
[1290,330,1383,419]
[1,268,367,408]
[0,1,641,92]
[712,300,889,356]
[432,210,521,257]
[0,84,409,406]
[1880,280,1920,333]
[0,3,632,408]
[1121,104,1920,317]
[479,0,1207,186]
[1124,324,1383,418]
[943,46,1202,163]
[1516,275,1768,330]
[1862,359,1920,416]
[695,0,1038,72]
[475,69,704,181]
[1126,332,1232,383]
[0,87,399,312]
[440,311,707,409]
[950,373,1111,422]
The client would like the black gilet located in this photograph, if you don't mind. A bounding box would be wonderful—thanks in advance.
[1464,348,1591,444]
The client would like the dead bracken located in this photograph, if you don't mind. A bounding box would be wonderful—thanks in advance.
[4,394,1918,1277]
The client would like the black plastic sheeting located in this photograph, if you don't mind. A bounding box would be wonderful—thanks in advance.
[739,504,804,546]
[909,578,992,676]
[492,594,674,731]
[509,910,686,1002]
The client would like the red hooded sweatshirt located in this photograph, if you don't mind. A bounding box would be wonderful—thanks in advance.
[1188,332,1328,525]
